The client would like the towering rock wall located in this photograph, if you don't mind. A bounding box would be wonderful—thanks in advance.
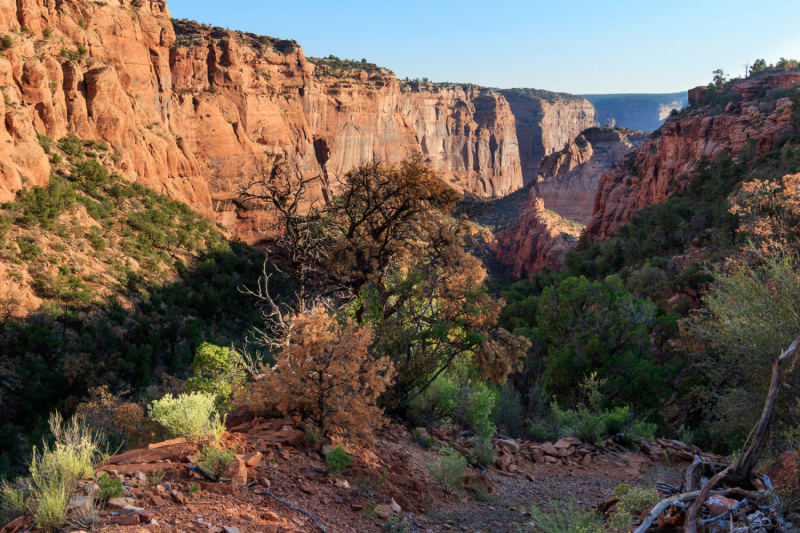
[534,127,647,225]
[588,72,800,238]
[0,1,523,244]
[499,89,597,184]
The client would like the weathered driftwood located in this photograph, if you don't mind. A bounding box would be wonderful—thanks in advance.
[685,465,734,533]
[732,337,800,485]
[633,492,706,533]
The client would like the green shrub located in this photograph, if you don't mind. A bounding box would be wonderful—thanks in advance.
[58,133,83,157]
[0,35,12,50]
[188,483,199,494]
[16,177,76,229]
[0,481,28,523]
[148,392,224,441]
[605,406,631,435]
[527,496,603,533]
[614,484,660,515]
[96,472,122,501]
[16,237,42,261]
[468,437,497,468]
[42,27,52,39]
[78,18,86,29]
[409,372,496,439]
[426,449,467,494]
[325,446,351,476]
[28,413,105,532]
[198,443,235,478]
[492,382,524,437]
[630,421,658,444]
[71,159,110,194]
[77,45,87,56]
[302,423,322,444]
[37,134,53,154]
[185,343,246,407]
[464,381,497,439]
[675,424,695,445]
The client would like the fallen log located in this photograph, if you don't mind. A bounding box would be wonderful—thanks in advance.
[685,465,734,533]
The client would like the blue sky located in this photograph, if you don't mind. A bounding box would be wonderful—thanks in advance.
[166,0,799,95]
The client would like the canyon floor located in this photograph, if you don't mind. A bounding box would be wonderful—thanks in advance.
[0,416,705,533]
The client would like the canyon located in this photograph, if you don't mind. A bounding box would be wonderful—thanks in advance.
[0,0,601,246]
[492,126,646,275]
[582,92,688,131]
[499,88,597,184]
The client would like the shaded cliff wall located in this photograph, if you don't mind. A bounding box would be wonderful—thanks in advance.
[499,89,597,185]
[534,127,648,225]
[0,2,523,244]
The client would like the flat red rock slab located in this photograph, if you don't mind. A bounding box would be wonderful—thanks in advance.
[106,442,199,465]
[246,429,304,447]
[96,462,185,476]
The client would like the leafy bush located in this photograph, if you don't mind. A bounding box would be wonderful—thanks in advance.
[302,423,322,444]
[198,443,235,478]
[468,437,497,468]
[16,178,76,229]
[244,307,393,443]
[614,484,660,515]
[185,343,246,408]
[630,421,658,444]
[16,237,42,261]
[325,446,351,476]
[527,496,603,533]
[492,382,525,437]
[148,392,224,441]
[58,134,83,157]
[42,27,52,39]
[0,35,12,50]
[28,413,105,532]
[0,481,28,523]
[37,134,53,154]
[426,449,467,494]
[96,472,122,501]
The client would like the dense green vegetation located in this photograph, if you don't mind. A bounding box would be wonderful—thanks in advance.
[0,138,282,479]
[488,89,800,453]
[502,87,586,103]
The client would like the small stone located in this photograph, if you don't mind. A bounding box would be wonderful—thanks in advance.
[135,471,147,481]
[390,498,402,513]
[497,439,520,454]
[108,497,137,510]
[241,452,262,468]
[223,527,242,533]
[224,461,247,487]
[113,514,141,526]
[376,504,393,520]
[262,511,281,522]
[258,477,271,489]
[541,442,558,456]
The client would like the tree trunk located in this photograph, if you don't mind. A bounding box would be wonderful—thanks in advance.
[732,337,800,484]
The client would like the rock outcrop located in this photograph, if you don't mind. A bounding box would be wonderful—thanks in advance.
[534,127,648,225]
[492,196,583,276]
[588,72,800,238]
[0,3,523,244]
[500,89,597,185]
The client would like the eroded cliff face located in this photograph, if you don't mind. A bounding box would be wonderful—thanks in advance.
[491,126,646,276]
[0,2,523,244]
[588,72,800,238]
[534,127,647,225]
[492,196,583,276]
[499,89,597,184]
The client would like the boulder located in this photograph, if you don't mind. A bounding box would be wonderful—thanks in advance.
[108,497,137,510]
[240,451,262,467]
[541,442,558,456]
[112,514,140,526]
[497,439,520,454]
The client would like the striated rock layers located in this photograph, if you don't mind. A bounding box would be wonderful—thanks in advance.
[0,1,523,243]
[500,89,597,185]
[492,196,583,276]
[588,72,800,238]
[533,127,648,225]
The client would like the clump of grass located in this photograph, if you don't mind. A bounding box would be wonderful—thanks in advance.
[527,495,603,533]
[198,443,235,478]
[426,449,467,494]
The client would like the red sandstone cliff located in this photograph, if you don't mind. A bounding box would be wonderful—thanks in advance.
[587,72,800,237]
[492,126,645,275]
[0,2,523,243]
[492,196,583,276]
[534,127,647,225]
[500,89,597,185]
